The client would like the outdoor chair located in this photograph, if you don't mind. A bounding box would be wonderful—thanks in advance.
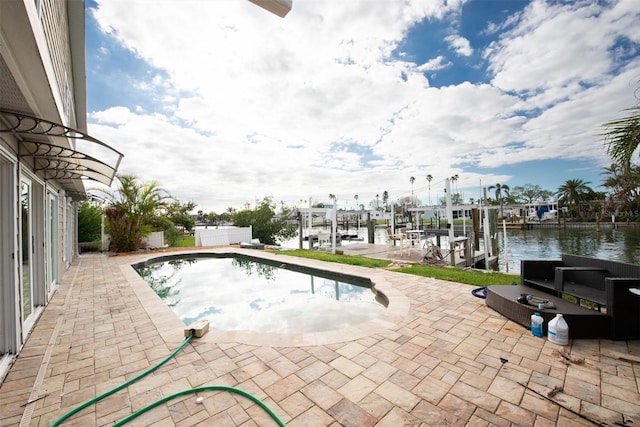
[317,231,331,248]
[386,227,408,256]
[386,227,402,242]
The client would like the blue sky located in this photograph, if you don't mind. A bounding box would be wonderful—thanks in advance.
[85,0,640,212]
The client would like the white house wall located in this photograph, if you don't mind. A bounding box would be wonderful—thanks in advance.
[0,127,79,384]
[0,0,85,382]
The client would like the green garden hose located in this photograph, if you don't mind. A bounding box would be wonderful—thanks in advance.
[49,332,285,426]
[51,335,193,426]
[112,385,286,426]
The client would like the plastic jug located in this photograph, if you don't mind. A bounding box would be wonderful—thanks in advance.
[548,314,569,345]
[531,312,544,337]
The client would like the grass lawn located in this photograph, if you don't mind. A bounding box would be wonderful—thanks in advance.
[173,235,196,247]
[275,249,518,287]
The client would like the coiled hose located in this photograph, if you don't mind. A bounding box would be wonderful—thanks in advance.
[50,333,286,426]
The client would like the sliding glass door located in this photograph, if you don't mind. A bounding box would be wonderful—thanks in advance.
[20,177,34,335]
[47,192,58,295]
[0,155,16,355]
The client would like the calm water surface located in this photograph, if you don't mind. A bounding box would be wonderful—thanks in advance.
[497,226,640,274]
[136,256,384,334]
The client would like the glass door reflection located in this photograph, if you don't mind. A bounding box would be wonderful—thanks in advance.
[20,179,33,323]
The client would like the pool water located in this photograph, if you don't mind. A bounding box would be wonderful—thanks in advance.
[135,255,385,334]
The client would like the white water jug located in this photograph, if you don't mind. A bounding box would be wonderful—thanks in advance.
[548,314,569,345]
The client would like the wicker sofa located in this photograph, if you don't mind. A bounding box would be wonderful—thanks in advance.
[487,254,640,340]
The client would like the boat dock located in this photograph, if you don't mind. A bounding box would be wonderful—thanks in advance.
[318,240,498,269]
[299,219,498,269]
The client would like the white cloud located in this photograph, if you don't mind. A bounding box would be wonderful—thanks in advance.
[87,0,640,212]
[485,0,636,101]
[445,34,473,56]
[417,55,451,71]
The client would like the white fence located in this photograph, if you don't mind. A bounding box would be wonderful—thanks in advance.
[144,231,165,249]
[101,230,166,250]
[195,227,253,247]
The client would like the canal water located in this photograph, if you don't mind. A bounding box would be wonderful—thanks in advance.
[496,226,640,274]
[281,224,640,274]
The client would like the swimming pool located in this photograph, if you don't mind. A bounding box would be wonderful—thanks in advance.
[134,253,386,334]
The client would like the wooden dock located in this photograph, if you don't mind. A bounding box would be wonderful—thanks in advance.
[332,242,497,269]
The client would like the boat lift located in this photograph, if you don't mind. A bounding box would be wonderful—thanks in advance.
[298,197,338,254]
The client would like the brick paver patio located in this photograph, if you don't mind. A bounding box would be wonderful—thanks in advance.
[1,248,638,426]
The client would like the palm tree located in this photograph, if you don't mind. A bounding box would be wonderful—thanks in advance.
[105,174,171,252]
[354,194,359,210]
[451,174,459,191]
[601,164,624,197]
[556,178,593,217]
[602,105,640,171]
[488,183,510,217]
[409,176,415,204]
[601,164,640,216]
[426,174,433,205]
[382,191,388,210]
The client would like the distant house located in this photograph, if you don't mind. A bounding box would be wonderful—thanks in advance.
[0,1,122,381]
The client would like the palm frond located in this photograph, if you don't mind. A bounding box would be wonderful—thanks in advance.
[602,105,640,169]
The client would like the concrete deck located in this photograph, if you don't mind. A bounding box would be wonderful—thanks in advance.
[1,248,639,426]
[338,242,445,264]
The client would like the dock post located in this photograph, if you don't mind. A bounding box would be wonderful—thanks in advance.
[308,197,313,250]
[367,213,374,244]
[472,208,480,250]
[298,212,303,249]
[445,178,455,267]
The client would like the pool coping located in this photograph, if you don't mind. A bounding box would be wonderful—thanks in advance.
[118,248,411,347]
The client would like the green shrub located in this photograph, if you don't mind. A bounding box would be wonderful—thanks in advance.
[78,202,102,242]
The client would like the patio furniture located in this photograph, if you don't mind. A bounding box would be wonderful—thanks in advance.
[317,231,331,248]
[486,284,610,338]
[406,229,423,256]
[386,227,408,256]
[488,254,640,340]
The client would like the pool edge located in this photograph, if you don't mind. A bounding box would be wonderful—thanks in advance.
[120,247,411,347]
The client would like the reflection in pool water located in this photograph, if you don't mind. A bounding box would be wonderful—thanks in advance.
[135,255,385,334]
